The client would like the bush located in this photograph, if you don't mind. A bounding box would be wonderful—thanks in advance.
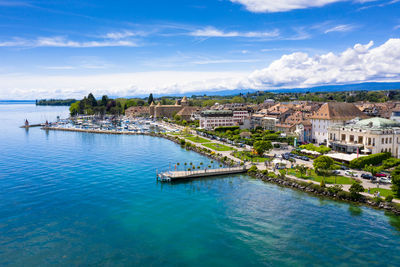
[261,170,269,175]
[337,191,351,199]
[180,139,186,146]
[214,126,240,132]
[320,179,326,188]
[349,181,365,199]
[310,184,324,193]
[386,195,394,202]
[349,152,391,169]
[373,197,383,205]
[248,165,258,174]
[327,184,343,194]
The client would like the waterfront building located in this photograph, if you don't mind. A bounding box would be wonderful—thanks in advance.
[199,110,235,130]
[328,117,400,157]
[125,106,150,117]
[311,102,367,144]
[148,96,198,119]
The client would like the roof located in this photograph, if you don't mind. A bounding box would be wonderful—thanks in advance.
[311,102,367,120]
[176,106,199,116]
[201,109,233,117]
[355,117,400,128]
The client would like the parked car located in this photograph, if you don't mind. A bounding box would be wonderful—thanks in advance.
[332,170,340,175]
[301,156,310,161]
[340,165,350,170]
[344,170,357,177]
[375,173,387,177]
[379,177,391,184]
[361,173,374,180]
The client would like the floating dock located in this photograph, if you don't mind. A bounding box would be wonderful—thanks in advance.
[157,166,248,182]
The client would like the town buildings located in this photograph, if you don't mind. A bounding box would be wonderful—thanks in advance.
[199,110,235,130]
[328,117,400,157]
[311,102,367,144]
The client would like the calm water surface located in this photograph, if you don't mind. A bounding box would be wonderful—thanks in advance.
[1,103,400,266]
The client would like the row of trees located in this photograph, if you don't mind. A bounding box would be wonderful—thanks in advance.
[69,93,125,116]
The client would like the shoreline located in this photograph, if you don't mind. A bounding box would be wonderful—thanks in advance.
[41,126,400,216]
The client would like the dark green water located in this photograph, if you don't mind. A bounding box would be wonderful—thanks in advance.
[1,103,400,266]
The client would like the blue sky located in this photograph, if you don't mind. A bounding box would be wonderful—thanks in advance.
[0,0,399,99]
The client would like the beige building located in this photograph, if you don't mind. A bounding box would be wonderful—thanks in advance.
[311,102,367,144]
[328,117,400,157]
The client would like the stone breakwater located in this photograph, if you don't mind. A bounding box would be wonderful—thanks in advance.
[250,171,400,216]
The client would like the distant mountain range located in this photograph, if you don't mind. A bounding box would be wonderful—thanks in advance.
[125,82,400,98]
[3,81,400,101]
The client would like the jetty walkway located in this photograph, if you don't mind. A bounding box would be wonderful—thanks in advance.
[158,166,248,182]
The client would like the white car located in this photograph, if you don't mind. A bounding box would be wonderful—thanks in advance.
[379,177,391,184]
[344,170,358,177]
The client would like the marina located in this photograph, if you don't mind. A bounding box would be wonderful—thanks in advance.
[30,115,180,135]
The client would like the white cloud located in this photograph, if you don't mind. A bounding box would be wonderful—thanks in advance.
[230,0,377,12]
[2,38,400,99]
[0,36,138,48]
[324,24,355,33]
[190,26,279,38]
[241,38,400,89]
[103,30,148,39]
[192,59,260,65]
[0,71,247,99]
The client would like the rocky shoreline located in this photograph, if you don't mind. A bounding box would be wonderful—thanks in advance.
[249,170,400,216]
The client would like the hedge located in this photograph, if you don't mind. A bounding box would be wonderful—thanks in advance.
[349,152,391,169]
[214,126,240,132]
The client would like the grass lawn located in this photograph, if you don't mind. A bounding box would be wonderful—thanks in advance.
[185,136,210,143]
[365,188,397,198]
[233,151,266,162]
[168,132,181,135]
[288,169,355,185]
[202,143,235,151]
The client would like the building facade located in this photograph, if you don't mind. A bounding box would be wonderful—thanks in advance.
[199,110,235,130]
[311,102,367,144]
[328,117,400,157]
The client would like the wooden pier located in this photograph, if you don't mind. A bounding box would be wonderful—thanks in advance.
[157,166,248,182]
[20,123,45,128]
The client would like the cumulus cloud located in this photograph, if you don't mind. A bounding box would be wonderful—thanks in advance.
[230,0,376,12]
[0,71,246,99]
[241,38,400,88]
[2,38,400,99]
[190,26,279,38]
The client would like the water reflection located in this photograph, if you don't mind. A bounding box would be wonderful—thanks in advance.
[348,205,363,216]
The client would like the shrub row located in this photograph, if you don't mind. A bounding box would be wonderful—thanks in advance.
[349,152,391,169]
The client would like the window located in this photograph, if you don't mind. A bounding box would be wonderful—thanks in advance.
[341,134,346,141]
[358,136,363,144]
[350,135,354,142]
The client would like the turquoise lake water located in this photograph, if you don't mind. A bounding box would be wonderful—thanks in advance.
[1,103,400,266]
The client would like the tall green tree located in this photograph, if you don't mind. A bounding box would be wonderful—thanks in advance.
[253,140,272,156]
[101,95,109,106]
[313,155,334,183]
[87,93,97,107]
[349,181,364,199]
[148,93,154,105]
